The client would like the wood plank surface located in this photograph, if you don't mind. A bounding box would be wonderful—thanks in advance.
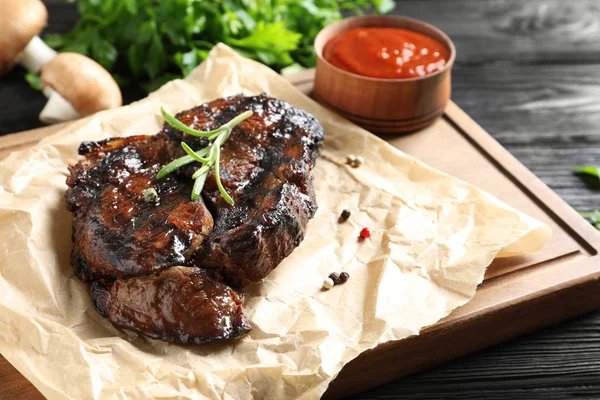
[395,0,600,64]
[451,64,600,211]
[1,1,600,399]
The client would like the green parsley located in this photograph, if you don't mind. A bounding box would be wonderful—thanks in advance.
[42,0,391,91]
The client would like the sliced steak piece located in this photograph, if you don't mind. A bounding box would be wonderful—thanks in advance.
[91,267,251,344]
[66,134,214,281]
[165,94,324,286]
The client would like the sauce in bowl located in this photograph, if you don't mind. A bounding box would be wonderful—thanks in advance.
[323,27,449,79]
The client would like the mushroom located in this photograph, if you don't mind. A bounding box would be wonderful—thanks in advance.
[40,53,123,124]
[0,0,123,123]
[0,0,54,75]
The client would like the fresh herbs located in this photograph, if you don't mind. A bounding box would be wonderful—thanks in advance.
[572,165,600,179]
[157,108,253,204]
[572,165,600,231]
[42,0,391,91]
[579,210,600,230]
[24,72,42,91]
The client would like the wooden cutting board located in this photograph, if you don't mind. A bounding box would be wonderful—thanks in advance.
[1,70,600,400]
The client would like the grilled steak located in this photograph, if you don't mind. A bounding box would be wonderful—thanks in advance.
[166,95,323,287]
[65,94,324,344]
[91,267,251,344]
[67,135,214,281]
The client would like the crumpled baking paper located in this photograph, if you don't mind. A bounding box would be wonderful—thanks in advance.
[0,44,551,399]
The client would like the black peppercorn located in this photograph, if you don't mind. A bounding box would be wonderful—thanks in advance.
[327,272,349,286]
[328,272,340,284]
[338,272,350,283]
[338,272,349,283]
[339,209,351,222]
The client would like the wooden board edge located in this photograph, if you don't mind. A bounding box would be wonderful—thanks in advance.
[0,358,43,400]
[326,254,600,398]
[444,102,600,252]
[0,122,69,152]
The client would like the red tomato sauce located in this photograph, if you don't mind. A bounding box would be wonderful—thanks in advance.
[323,27,449,79]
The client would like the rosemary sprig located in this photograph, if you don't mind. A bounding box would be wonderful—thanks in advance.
[157,107,253,204]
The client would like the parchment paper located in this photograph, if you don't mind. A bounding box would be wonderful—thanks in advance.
[0,44,551,400]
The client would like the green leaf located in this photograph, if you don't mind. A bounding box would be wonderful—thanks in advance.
[136,20,156,45]
[161,107,213,137]
[62,41,90,56]
[101,0,117,14]
[224,8,244,36]
[254,50,279,65]
[578,210,600,231]
[185,11,207,35]
[91,38,118,70]
[213,140,234,205]
[227,21,301,67]
[145,34,168,80]
[572,165,600,178]
[59,27,100,56]
[372,0,395,13]
[44,33,66,48]
[191,169,208,201]
[173,48,205,77]
[123,0,137,14]
[299,0,321,16]
[38,0,384,87]
[141,73,182,93]
[229,21,301,52]
[25,72,42,91]
[111,73,131,86]
[280,63,306,76]
[127,45,145,78]
[181,142,210,163]
[234,9,256,32]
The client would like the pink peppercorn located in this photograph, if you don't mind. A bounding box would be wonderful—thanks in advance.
[359,227,371,239]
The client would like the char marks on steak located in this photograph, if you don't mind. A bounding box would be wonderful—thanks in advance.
[67,134,214,281]
[168,95,323,286]
[65,94,324,344]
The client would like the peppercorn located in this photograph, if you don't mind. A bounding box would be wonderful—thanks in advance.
[338,272,350,283]
[328,272,340,283]
[353,156,364,168]
[346,154,364,168]
[359,227,371,239]
[339,209,351,222]
[322,277,334,290]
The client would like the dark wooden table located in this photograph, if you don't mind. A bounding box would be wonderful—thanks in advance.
[1,1,600,399]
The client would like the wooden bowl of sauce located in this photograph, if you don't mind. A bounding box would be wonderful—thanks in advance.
[314,16,456,134]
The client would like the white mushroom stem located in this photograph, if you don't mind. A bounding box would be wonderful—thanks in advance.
[39,52,122,124]
[39,86,80,124]
[14,36,56,73]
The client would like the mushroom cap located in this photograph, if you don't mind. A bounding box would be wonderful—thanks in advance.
[0,0,48,75]
[40,53,123,116]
